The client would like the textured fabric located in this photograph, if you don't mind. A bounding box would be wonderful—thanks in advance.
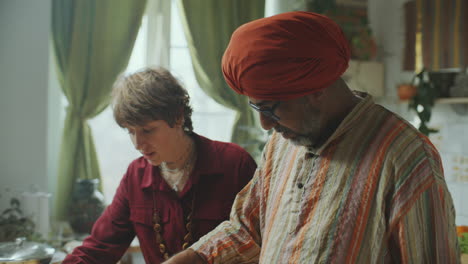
[63,134,257,264]
[178,0,265,158]
[191,93,459,263]
[51,0,146,220]
[222,11,350,101]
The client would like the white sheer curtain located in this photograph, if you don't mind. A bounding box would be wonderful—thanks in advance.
[145,0,171,68]
[168,0,235,142]
[265,0,307,16]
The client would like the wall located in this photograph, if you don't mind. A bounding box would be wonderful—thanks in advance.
[429,105,468,225]
[0,0,61,211]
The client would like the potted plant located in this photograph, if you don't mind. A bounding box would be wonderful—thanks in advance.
[0,198,37,242]
[397,83,418,101]
[408,68,439,136]
[458,226,468,262]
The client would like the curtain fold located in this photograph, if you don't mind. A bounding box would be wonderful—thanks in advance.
[420,0,461,70]
[51,0,147,220]
[404,0,468,71]
[177,0,265,159]
[403,0,417,71]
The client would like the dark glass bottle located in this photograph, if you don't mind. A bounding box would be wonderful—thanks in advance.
[68,179,105,236]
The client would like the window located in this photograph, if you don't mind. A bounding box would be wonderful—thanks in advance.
[168,1,235,142]
[89,1,235,203]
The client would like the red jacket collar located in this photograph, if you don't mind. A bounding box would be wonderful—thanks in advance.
[140,133,224,193]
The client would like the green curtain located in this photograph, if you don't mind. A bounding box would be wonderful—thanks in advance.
[51,0,147,220]
[177,0,265,159]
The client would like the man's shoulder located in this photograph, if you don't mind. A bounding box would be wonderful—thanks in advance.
[362,104,422,141]
[368,105,442,169]
[348,104,433,161]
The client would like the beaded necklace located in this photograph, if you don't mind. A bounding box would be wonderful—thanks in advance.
[152,137,197,260]
[151,189,196,260]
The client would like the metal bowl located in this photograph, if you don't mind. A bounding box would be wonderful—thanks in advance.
[0,237,55,264]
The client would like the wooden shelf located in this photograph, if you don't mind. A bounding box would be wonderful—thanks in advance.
[435,97,468,104]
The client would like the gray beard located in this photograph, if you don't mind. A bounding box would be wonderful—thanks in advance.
[275,126,318,147]
[289,135,314,147]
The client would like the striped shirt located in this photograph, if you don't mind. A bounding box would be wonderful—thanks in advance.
[191,93,459,263]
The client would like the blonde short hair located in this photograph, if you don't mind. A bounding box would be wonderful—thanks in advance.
[111,67,193,132]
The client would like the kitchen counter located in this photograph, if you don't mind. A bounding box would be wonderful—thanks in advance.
[462,253,468,264]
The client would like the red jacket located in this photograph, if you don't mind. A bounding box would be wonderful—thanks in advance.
[63,134,257,263]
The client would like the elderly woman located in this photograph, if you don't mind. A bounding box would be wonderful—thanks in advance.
[63,67,257,263]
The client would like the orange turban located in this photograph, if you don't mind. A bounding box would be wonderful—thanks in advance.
[222,11,350,101]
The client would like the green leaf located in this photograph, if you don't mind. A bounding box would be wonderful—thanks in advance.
[408,69,439,136]
[460,233,468,254]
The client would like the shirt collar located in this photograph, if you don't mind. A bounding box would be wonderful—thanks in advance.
[140,133,224,191]
[306,91,373,155]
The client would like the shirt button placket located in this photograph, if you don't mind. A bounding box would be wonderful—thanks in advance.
[289,156,308,233]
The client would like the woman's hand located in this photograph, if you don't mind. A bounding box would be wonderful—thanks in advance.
[163,249,205,264]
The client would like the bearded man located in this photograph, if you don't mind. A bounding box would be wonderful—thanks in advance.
[165,11,459,264]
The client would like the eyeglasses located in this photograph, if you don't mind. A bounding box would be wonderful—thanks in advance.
[248,101,281,122]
